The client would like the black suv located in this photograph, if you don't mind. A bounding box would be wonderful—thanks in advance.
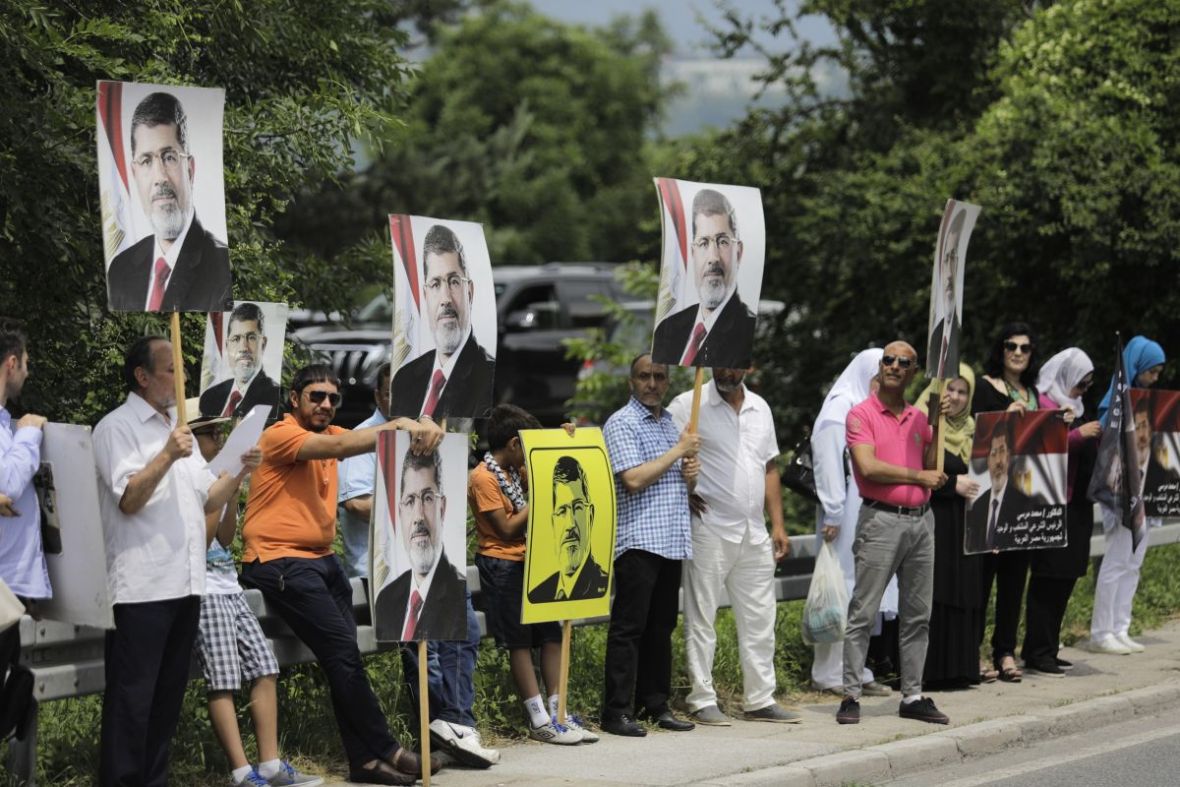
[295,263,641,426]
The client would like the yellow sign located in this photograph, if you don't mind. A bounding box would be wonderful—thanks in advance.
[520,428,617,624]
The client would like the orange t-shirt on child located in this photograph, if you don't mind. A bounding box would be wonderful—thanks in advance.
[469,463,525,561]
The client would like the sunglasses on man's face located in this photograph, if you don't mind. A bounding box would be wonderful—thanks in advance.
[1003,341,1033,354]
[881,355,914,369]
[305,390,342,407]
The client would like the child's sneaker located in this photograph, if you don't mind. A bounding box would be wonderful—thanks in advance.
[528,717,582,745]
[264,761,323,786]
[563,713,599,743]
[236,771,269,787]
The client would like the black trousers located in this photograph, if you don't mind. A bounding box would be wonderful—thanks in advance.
[979,550,1030,663]
[1022,575,1077,665]
[99,596,200,787]
[241,555,399,768]
[602,549,682,719]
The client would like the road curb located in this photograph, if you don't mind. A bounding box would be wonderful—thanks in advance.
[772,679,1180,786]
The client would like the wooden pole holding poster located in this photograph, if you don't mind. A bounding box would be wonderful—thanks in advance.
[417,639,431,786]
[557,619,572,724]
[170,312,187,423]
[687,367,706,433]
[928,378,948,473]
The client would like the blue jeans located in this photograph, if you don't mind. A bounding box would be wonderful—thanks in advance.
[400,590,481,728]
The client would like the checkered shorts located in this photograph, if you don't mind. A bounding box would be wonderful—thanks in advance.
[196,592,279,692]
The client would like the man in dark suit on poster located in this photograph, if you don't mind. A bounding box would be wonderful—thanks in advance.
[392,224,494,420]
[199,302,280,418]
[966,420,1029,553]
[926,209,966,379]
[107,91,232,313]
[377,446,466,642]
[652,189,756,369]
[528,455,609,603]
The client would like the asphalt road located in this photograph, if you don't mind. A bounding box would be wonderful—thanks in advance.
[884,711,1180,787]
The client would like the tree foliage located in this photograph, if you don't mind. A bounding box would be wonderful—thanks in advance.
[279,0,674,270]
[0,0,412,424]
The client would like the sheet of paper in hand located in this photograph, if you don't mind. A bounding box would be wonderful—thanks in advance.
[519,427,617,624]
[963,410,1068,554]
[97,80,232,313]
[199,301,287,420]
[1131,389,1180,519]
[926,199,981,379]
[388,215,496,420]
[650,178,766,370]
[370,431,469,642]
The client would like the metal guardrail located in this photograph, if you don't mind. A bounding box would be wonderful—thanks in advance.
[8,520,1179,783]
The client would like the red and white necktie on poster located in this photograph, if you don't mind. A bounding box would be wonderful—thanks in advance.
[222,390,243,418]
[402,589,423,641]
[422,369,446,417]
[148,256,171,310]
[681,323,707,366]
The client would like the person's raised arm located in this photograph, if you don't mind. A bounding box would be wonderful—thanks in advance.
[342,495,373,520]
[205,447,262,514]
[295,416,443,461]
[849,443,945,490]
[207,487,239,547]
[618,428,700,493]
[483,505,529,542]
[119,425,192,515]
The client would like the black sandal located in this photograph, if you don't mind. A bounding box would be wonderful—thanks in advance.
[996,654,1023,683]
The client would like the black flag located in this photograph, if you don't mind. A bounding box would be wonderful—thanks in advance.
[1088,334,1146,551]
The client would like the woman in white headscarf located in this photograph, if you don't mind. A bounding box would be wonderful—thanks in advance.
[1021,347,1101,675]
[808,349,895,696]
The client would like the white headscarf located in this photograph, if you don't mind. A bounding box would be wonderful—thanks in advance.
[1036,348,1094,419]
[813,348,884,432]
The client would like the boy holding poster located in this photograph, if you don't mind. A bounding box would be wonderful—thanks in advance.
[470,405,594,744]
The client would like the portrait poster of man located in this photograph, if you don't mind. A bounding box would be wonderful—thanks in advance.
[388,215,496,420]
[925,199,981,379]
[650,178,766,370]
[198,301,287,419]
[519,428,617,624]
[964,411,1069,554]
[370,431,469,642]
[1130,389,1180,518]
[96,80,232,313]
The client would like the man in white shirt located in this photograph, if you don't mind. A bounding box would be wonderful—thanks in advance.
[668,367,799,725]
[94,335,260,787]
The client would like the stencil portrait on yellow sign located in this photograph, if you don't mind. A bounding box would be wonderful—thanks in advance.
[520,428,617,624]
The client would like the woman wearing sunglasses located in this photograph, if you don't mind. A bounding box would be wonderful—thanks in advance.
[1021,348,1100,676]
[1088,335,1166,655]
[971,322,1040,682]
[915,364,984,690]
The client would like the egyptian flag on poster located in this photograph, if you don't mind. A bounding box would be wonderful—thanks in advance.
[1088,336,1147,551]
[654,178,689,323]
[96,81,137,262]
[389,215,421,371]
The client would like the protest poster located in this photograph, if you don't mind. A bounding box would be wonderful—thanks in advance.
[35,423,114,629]
[97,80,231,313]
[1132,389,1180,519]
[370,431,469,642]
[519,428,616,625]
[388,216,496,420]
[198,301,287,419]
[1088,337,1147,548]
[964,410,1069,554]
[650,178,766,370]
[926,199,981,380]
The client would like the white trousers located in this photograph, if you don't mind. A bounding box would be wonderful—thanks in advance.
[1091,519,1149,641]
[682,525,777,712]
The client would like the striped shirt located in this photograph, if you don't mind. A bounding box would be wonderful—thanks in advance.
[603,397,692,560]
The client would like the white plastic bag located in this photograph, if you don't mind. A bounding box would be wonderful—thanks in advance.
[801,541,850,645]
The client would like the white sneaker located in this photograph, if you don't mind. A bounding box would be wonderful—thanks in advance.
[1087,635,1132,655]
[429,719,500,767]
[1117,633,1146,653]
[528,717,582,745]
[562,713,599,743]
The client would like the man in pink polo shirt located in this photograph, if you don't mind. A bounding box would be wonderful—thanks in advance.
[837,340,948,726]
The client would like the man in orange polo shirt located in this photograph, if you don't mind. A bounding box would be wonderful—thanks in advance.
[241,364,442,786]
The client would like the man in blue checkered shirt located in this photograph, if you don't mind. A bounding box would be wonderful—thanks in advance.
[600,353,701,737]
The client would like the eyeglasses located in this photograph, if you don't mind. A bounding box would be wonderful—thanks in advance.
[305,390,342,407]
[132,149,189,172]
[400,490,439,509]
[693,233,736,252]
[424,274,469,293]
[880,355,914,369]
[1003,341,1033,354]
